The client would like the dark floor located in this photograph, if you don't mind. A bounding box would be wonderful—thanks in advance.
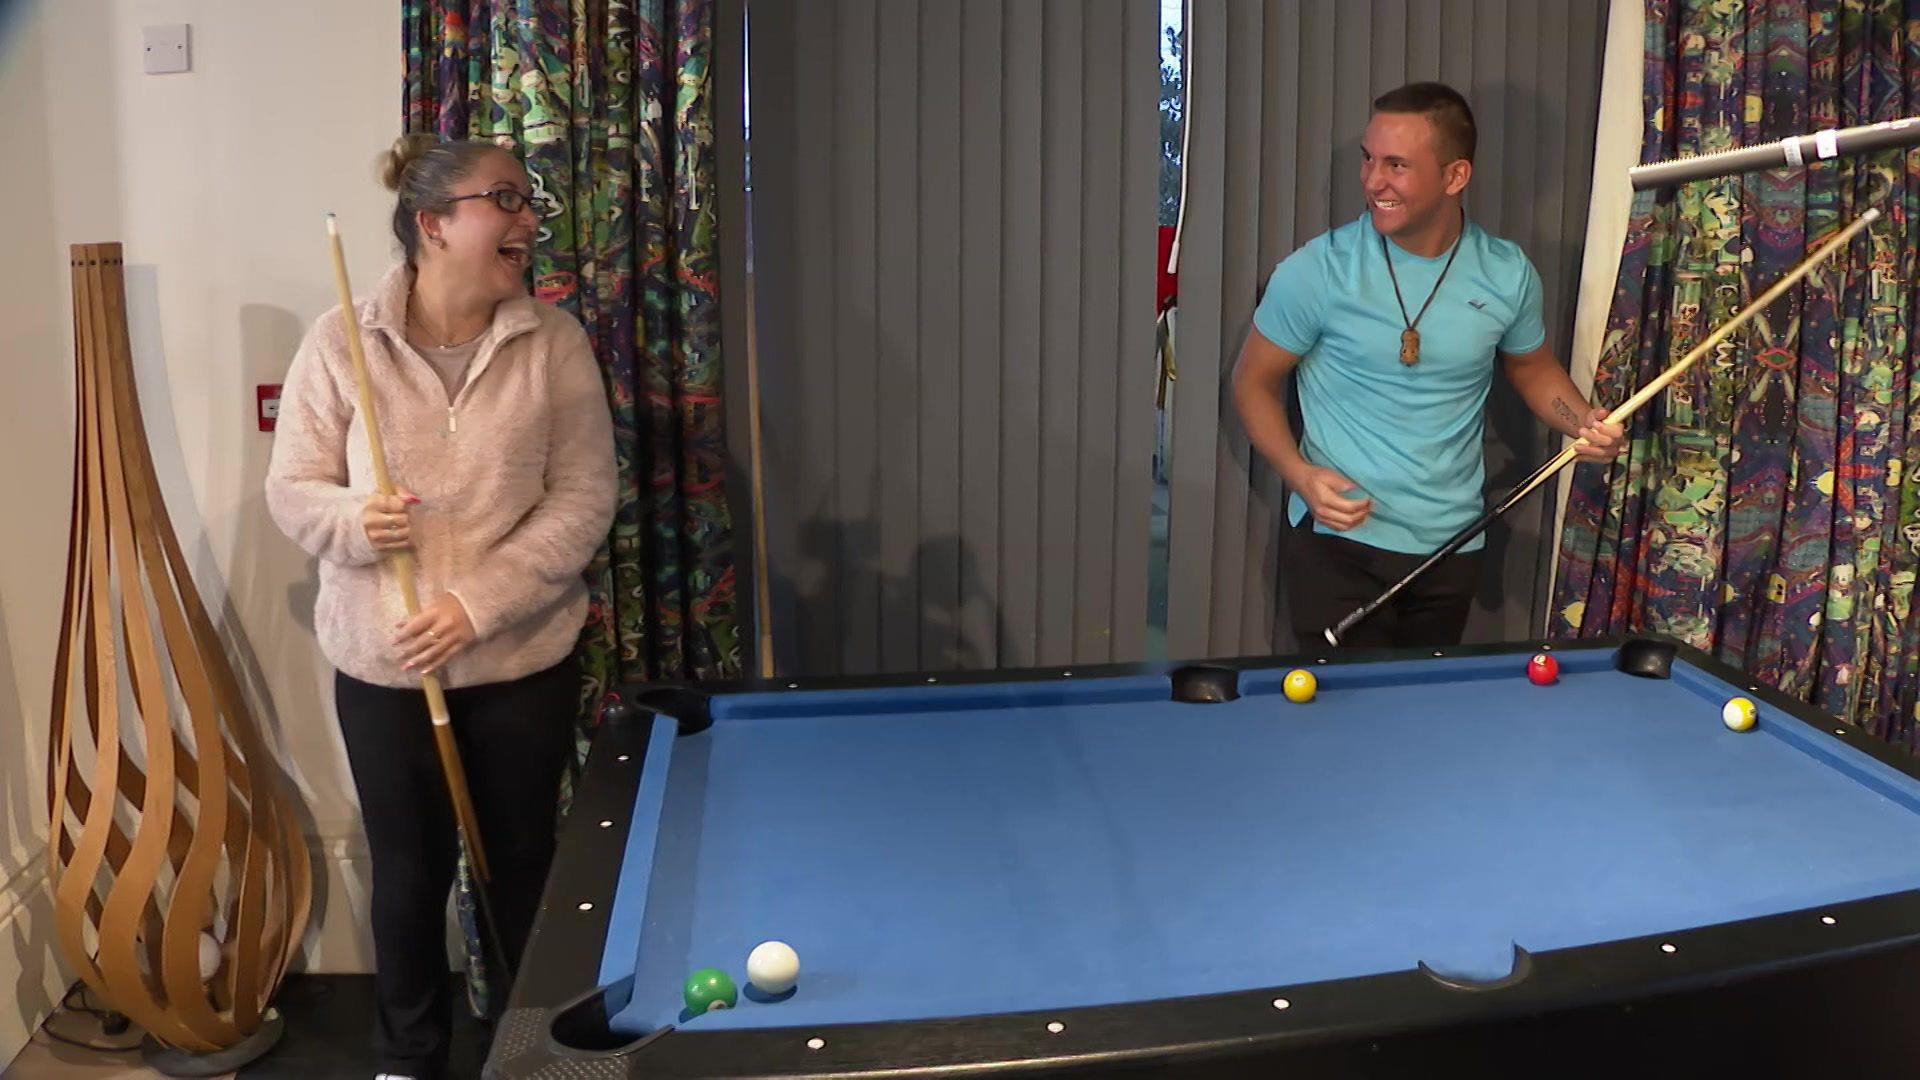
[243,975,491,1078]
[8,975,492,1080]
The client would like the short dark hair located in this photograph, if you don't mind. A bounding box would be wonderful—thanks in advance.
[378,133,514,264]
[1371,82,1476,164]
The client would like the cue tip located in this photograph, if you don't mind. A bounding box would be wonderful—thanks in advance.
[325,212,339,234]
[1322,628,1340,647]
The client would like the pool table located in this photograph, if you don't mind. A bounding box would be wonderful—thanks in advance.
[484,637,1920,1077]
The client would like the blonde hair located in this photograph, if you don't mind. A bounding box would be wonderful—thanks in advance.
[378,133,511,263]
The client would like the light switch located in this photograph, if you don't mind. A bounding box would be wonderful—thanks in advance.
[143,25,191,75]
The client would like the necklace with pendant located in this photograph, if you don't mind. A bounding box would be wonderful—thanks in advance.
[1381,210,1465,366]
[409,308,486,350]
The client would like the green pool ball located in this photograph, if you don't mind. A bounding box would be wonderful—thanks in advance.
[683,967,738,1013]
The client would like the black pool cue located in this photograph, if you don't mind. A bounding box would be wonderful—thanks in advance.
[326,214,517,983]
[1322,206,1880,647]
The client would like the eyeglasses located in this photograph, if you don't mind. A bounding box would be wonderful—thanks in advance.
[446,189,534,214]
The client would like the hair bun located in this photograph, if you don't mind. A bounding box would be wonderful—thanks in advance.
[379,133,441,192]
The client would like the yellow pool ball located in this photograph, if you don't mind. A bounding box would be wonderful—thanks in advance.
[1282,669,1317,703]
[1722,696,1757,732]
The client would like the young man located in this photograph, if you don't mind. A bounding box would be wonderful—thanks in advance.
[1231,82,1623,650]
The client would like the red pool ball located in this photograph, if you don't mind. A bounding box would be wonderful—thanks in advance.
[1526,653,1559,686]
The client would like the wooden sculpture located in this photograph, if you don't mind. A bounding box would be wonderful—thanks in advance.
[48,243,313,1071]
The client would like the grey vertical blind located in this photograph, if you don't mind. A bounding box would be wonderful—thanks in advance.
[1167,0,1608,659]
[741,0,1161,677]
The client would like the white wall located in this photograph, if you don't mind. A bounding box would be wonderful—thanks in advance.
[0,4,74,1063]
[1548,0,1645,614]
[0,0,400,1059]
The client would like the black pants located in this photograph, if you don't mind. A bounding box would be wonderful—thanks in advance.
[335,657,578,1079]
[1282,515,1482,651]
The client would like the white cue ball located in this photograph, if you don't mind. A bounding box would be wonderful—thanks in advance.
[746,940,800,995]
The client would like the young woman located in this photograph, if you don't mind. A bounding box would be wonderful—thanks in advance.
[266,134,616,1080]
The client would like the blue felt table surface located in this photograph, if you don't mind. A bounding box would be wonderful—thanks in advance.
[598,650,1920,1035]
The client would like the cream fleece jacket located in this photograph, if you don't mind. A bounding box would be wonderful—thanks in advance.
[266,263,617,690]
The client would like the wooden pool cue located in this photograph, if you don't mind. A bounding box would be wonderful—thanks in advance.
[1323,206,1881,647]
[324,214,514,975]
[744,257,774,677]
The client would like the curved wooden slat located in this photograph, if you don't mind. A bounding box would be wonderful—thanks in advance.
[48,243,313,1056]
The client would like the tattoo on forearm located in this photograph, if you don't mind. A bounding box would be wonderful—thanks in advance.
[1552,397,1581,429]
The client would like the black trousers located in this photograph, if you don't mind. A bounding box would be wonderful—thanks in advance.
[1281,514,1482,651]
[335,657,578,1079]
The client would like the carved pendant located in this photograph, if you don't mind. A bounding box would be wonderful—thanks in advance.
[1400,328,1420,365]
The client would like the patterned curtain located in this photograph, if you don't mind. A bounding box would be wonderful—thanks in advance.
[1553,0,1917,751]
[401,0,738,1013]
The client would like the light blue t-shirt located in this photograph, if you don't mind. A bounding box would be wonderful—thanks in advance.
[1253,212,1546,554]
